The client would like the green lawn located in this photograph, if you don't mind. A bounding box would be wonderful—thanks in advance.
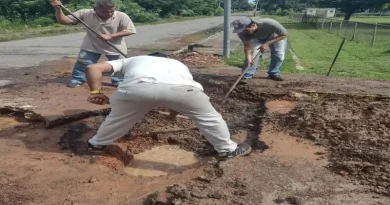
[225,16,390,80]
[334,16,390,25]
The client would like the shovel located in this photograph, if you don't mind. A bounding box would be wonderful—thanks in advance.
[220,50,263,103]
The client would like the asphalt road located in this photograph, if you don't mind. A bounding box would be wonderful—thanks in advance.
[0,14,247,70]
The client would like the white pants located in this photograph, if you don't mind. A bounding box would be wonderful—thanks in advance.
[88,83,237,153]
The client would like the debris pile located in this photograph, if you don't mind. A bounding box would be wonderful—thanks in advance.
[171,52,224,67]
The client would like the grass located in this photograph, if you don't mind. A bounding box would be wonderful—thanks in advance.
[334,16,390,25]
[0,15,216,42]
[225,16,390,80]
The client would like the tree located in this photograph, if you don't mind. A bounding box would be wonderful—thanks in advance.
[227,0,252,11]
[318,0,390,20]
[379,3,390,16]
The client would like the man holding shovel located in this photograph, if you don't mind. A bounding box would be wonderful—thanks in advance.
[232,17,288,83]
[50,0,136,87]
[84,52,252,160]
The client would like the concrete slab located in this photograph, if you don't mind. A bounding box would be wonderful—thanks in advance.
[0,58,116,127]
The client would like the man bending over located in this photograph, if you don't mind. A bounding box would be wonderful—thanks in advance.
[85,52,252,160]
[232,17,288,82]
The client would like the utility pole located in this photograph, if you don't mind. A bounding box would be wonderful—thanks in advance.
[223,0,231,57]
[253,0,259,16]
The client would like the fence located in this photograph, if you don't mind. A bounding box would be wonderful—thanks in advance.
[290,13,390,46]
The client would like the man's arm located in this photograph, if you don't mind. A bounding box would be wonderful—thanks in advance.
[100,15,136,41]
[85,62,114,105]
[111,30,134,38]
[264,32,288,46]
[100,30,134,41]
[50,0,72,25]
[260,19,288,52]
[243,40,254,65]
[86,62,114,91]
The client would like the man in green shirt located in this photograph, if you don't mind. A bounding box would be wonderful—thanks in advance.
[232,17,288,82]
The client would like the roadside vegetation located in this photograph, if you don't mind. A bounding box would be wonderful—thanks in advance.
[0,0,251,42]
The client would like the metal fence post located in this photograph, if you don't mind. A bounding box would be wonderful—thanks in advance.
[339,21,343,36]
[372,23,378,46]
[352,22,358,40]
[321,18,325,30]
[223,0,231,58]
[329,19,333,32]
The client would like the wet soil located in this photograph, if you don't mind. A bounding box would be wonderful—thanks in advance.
[140,70,390,205]
[269,95,390,196]
[2,51,390,204]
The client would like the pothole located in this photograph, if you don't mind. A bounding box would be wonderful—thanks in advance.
[124,145,204,177]
[265,100,296,114]
[260,128,328,166]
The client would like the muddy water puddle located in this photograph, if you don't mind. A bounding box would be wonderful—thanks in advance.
[125,145,205,177]
[260,129,328,166]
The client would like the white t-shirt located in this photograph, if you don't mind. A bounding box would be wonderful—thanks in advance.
[107,56,203,92]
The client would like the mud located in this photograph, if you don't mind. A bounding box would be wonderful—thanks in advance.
[142,69,390,205]
[2,48,390,204]
[270,95,390,196]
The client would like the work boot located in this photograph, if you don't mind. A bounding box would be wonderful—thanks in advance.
[267,75,284,81]
[87,141,107,154]
[217,143,252,160]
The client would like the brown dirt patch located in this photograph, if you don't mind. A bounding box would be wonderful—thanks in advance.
[2,59,390,204]
[265,100,297,114]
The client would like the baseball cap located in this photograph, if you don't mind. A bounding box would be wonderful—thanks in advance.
[232,17,252,33]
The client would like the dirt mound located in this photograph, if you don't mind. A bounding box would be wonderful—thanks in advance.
[171,52,224,67]
[270,95,390,196]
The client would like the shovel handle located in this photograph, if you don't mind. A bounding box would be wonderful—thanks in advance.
[220,50,263,103]
[60,5,128,58]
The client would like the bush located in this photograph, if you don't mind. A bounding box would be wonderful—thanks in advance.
[119,1,159,23]
[131,12,159,23]
[274,8,282,16]
[281,8,294,16]
[32,17,54,27]
[214,7,224,16]
[180,9,195,17]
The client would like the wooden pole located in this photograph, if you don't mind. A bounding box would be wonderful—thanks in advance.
[372,23,378,46]
[352,22,358,41]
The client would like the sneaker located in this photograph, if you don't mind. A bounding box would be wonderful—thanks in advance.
[217,143,252,160]
[67,80,83,88]
[111,82,119,87]
[267,75,284,81]
[87,141,107,154]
